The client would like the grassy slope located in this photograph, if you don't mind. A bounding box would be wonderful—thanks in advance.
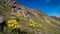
[0,1,60,34]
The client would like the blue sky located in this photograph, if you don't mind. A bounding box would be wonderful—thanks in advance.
[16,0,60,18]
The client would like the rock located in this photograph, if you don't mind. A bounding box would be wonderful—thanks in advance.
[0,15,3,23]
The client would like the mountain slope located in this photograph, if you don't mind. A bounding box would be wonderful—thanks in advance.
[0,0,60,34]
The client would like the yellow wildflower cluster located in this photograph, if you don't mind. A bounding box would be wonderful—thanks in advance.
[38,24,43,28]
[28,19,36,27]
[36,23,43,29]
[16,13,23,18]
[7,19,21,29]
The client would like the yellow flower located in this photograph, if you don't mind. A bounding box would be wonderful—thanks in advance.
[39,24,43,28]
[13,24,21,29]
[7,20,12,23]
[14,25,17,28]
[17,25,20,28]
[29,23,35,27]
[8,24,14,27]
[7,19,17,28]
[29,19,32,22]
[37,24,43,28]
[29,19,35,24]
[28,19,36,28]
[16,24,21,28]
[8,24,11,27]
[16,14,23,18]
[7,19,17,24]
[7,19,21,29]
[12,19,17,23]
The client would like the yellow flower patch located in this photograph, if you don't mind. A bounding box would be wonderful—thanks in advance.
[29,23,35,27]
[28,19,36,28]
[29,19,33,22]
[16,13,23,18]
[36,24,43,29]
[13,24,21,29]
[7,19,21,29]
[8,24,14,28]
[7,19,17,24]
[29,19,35,23]
[38,24,43,28]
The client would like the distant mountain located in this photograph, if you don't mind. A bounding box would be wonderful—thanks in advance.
[0,0,60,34]
[50,16,60,22]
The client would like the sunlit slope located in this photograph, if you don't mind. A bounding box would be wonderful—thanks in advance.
[0,0,60,34]
[27,9,60,34]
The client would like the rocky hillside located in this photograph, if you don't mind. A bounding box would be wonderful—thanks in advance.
[0,0,60,34]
